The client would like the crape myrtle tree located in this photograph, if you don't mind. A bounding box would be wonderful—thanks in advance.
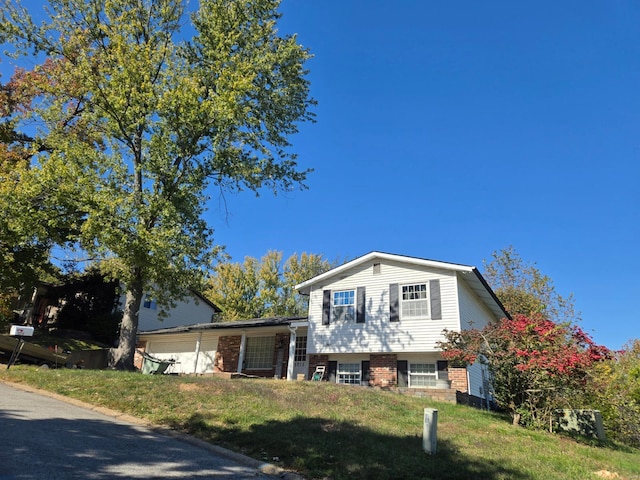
[0,0,315,368]
[204,250,336,320]
[439,316,610,428]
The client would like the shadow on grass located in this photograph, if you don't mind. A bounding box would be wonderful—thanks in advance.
[176,413,534,480]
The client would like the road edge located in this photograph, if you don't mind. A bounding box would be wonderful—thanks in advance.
[0,379,304,480]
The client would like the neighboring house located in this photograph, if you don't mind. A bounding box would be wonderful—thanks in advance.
[296,251,508,403]
[135,290,221,331]
[137,252,508,404]
[19,279,220,342]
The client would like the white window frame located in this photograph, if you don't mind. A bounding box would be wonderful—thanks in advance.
[244,336,275,370]
[409,362,437,388]
[332,290,355,322]
[337,362,361,385]
[400,283,429,319]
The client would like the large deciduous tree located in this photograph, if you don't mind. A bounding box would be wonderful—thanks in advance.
[483,246,578,323]
[0,0,315,368]
[205,251,336,320]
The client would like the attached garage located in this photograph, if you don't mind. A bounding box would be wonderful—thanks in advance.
[137,316,308,378]
[143,335,218,375]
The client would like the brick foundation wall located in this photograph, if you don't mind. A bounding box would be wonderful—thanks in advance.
[308,354,329,379]
[449,367,468,393]
[369,354,398,387]
[215,335,241,373]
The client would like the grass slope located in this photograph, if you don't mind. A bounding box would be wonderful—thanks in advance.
[1,367,638,480]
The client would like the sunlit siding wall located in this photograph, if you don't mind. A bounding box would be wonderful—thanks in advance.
[136,295,217,331]
[144,333,218,375]
[457,279,498,331]
[307,259,461,355]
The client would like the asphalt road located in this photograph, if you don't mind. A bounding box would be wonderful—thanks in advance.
[0,382,276,479]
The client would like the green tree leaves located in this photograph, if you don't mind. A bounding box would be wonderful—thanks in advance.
[0,0,315,368]
[205,251,336,320]
[483,246,579,323]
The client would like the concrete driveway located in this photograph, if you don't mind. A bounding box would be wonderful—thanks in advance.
[0,382,280,479]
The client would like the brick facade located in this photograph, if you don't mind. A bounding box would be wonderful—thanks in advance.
[449,367,468,393]
[308,354,330,379]
[214,333,291,379]
[215,335,241,373]
[369,353,398,387]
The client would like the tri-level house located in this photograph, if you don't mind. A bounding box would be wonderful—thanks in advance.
[137,252,508,403]
[295,252,508,401]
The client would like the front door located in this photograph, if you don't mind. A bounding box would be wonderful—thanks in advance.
[292,334,308,379]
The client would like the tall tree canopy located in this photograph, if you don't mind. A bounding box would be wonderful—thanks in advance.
[483,246,578,324]
[0,0,315,368]
[205,251,337,320]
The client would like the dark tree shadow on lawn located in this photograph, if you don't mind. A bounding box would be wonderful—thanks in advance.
[177,413,534,480]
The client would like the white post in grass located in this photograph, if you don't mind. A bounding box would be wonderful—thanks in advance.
[423,408,438,455]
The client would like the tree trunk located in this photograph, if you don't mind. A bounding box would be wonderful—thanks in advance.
[109,278,143,370]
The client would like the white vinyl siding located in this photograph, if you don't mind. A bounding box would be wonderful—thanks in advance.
[307,260,460,354]
[136,292,218,331]
[457,279,496,331]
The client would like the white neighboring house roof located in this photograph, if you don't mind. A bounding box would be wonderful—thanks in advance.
[295,251,509,321]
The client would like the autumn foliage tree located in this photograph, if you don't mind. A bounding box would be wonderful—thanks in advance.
[439,314,610,428]
[585,340,640,447]
[205,251,336,320]
[0,0,315,369]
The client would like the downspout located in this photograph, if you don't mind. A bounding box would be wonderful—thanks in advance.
[193,332,203,375]
[237,332,247,374]
[286,325,297,381]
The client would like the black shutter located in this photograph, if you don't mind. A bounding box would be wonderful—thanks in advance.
[397,360,408,387]
[322,290,331,325]
[389,283,399,322]
[328,361,338,383]
[356,287,366,323]
[361,360,370,386]
[430,279,442,320]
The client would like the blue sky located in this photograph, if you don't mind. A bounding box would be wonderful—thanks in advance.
[2,2,636,350]
[208,1,639,350]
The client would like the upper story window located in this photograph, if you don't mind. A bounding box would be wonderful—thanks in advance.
[401,284,429,318]
[322,287,366,325]
[333,290,355,322]
[143,295,157,310]
[389,280,441,322]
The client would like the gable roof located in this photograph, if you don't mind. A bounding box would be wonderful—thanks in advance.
[295,251,509,321]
